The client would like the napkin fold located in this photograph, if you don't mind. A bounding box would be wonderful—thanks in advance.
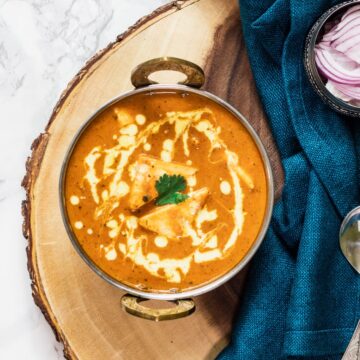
[218,0,360,358]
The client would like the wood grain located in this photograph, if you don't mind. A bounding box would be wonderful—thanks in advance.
[22,0,284,359]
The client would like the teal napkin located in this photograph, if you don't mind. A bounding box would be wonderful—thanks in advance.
[218,0,360,358]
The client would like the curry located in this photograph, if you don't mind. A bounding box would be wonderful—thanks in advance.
[64,89,268,292]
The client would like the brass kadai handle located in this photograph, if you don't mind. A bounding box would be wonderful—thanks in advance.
[131,57,205,89]
[121,294,196,321]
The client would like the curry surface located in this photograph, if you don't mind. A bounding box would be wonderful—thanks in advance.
[64,90,268,293]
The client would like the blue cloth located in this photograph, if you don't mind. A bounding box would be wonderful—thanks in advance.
[218,1,360,359]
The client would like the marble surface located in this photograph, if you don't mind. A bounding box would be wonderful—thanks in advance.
[0,1,169,358]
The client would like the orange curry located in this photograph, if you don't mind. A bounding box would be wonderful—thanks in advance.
[64,90,267,292]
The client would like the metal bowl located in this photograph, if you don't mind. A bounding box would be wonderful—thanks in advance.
[59,57,274,320]
[304,0,360,117]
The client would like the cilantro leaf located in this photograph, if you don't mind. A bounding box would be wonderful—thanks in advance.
[156,192,189,206]
[155,174,189,206]
[156,174,187,194]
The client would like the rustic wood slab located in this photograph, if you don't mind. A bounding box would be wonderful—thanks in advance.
[22,0,284,359]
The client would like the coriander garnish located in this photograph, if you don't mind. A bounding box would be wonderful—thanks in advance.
[155,174,189,206]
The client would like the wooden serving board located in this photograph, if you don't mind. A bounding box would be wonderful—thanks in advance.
[22,0,284,359]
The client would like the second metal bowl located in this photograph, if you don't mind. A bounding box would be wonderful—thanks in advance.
[304,0,360,117]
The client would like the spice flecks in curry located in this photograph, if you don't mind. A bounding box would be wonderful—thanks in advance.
[65,91,267,292]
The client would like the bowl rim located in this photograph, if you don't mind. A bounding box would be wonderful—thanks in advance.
[304,0,360,117]
[59,84,274,300]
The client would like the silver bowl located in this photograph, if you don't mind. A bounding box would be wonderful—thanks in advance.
[59,57,274,320]
[304,0,360,117]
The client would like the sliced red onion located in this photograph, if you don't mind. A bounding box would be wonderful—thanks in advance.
[335,83,360,100]
[315,4,360,106]
[341,4,360,20]
[328,12,360,41]
[333,30,360,52]
[326,80,353,101]
[315,47,360,82]
[316,55,360,85]
[322,9,360,41]
[332,23,360,43]
[344,44,360,63]
[317,45,358,70]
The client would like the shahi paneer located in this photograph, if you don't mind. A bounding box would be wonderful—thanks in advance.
[64,89,268,292]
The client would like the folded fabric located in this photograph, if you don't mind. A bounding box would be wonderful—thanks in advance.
[218,0,360,359]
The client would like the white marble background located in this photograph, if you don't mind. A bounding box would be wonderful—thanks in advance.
[0,1,169,358]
